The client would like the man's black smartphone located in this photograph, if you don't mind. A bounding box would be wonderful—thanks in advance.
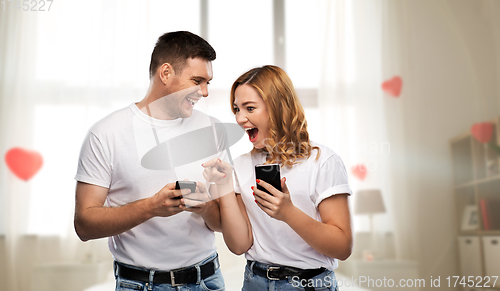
[174,181,197,199]
[255,164,281,195]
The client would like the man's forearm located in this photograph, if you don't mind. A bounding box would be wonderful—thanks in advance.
[75,198,153,241]
[201,199,222,232]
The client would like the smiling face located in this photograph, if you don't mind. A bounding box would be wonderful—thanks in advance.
[161,57,213,119]
[233,84,270,149]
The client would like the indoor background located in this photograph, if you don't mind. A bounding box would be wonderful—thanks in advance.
[1,0,500,290]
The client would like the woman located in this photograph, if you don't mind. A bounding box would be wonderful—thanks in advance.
[203,65,352,291]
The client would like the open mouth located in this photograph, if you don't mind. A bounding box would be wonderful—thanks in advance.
[245,127,258,142]
[186,96,199,106]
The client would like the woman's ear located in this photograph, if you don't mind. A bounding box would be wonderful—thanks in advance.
[158,63,174,85]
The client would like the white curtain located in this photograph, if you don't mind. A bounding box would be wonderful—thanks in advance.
[316,0,408,260]
[0,9,55,291]
[316,0,433,262]
[0,1,188,290]
[379,0,418,261]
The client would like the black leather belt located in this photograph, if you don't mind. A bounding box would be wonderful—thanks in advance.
[116,255,218,286]
[248,260,326,291]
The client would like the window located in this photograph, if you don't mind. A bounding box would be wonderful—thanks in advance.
[207,0,273,89]
[19,0,368,235]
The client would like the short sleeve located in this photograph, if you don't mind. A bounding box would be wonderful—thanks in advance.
[74,131,112,188]
[232,153,255,195]
[313,154,352,207]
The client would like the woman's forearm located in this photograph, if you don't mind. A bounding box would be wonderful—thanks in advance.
[283,206,352,260]
[219,186,253,255]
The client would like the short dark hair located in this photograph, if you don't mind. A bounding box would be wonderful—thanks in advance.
[149,31,216,79]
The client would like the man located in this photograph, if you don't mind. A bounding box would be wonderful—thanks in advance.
[74,31,227,291]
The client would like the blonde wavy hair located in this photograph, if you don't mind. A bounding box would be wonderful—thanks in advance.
[230,65,320,168]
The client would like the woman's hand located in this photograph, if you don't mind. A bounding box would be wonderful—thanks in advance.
[202,158,234,198]
[253,177,296,222]
[202,158,232,185]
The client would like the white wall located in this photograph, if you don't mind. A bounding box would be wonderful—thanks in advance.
[385,0,500,289]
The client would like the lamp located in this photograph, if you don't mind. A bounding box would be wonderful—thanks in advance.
[355,189,386,260]
[355,189,386,220]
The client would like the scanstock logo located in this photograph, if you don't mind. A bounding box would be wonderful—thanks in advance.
[141,123,244,170]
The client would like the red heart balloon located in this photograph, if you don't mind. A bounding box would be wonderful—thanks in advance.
[351,164,368,181]
[5,147,43,181]
[471,122,494,144]
[382,76,403,97]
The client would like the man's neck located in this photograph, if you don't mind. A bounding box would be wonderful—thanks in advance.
[136,84,178,120]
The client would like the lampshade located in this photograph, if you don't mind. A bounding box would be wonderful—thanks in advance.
[355,189,386,215]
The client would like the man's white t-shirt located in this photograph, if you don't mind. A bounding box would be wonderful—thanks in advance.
[75,103,228,270]
[233,142,352,270]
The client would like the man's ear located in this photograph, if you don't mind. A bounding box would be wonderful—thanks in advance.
[158,63,174,85]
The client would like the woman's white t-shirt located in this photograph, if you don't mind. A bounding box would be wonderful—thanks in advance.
[233,142,352,270]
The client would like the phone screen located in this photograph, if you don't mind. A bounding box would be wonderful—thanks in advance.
[255,164,281,195]
[174,181,197,199]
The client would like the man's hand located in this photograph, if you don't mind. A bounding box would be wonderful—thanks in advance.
[148,182,190,217]
[75,181,189,241]
[180,182,222,232]
[181,181,213,215]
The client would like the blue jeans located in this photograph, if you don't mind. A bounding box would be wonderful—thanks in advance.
[242,261,338,291]
[115,252,225,291]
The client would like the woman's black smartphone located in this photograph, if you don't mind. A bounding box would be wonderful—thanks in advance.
[174,181,197,199]
[255,164,281,195]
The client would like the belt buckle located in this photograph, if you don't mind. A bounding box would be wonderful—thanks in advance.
[170,270,182,287]
[266,266,280,281]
